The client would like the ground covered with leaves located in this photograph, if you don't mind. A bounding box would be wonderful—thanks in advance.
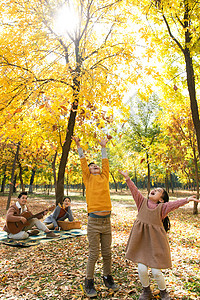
[0,191,199,300]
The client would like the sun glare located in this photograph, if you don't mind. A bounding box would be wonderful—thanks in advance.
[54,4,79,37]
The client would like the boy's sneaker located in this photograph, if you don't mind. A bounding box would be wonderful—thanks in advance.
[28,229,40,236]
[103,275,119,291]
[160,289,170,300]
[46,231,59,238]
[85,278,97,298]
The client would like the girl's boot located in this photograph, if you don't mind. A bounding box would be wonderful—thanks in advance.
[139,285,153,300]
[160,289,170,300]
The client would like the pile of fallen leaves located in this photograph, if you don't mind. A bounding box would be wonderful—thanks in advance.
[0,192,199,299]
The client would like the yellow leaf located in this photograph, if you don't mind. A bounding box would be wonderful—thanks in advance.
[2,276,7,282]
[79,284,84,294]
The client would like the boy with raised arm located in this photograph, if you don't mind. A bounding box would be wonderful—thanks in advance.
[72,137,118,298]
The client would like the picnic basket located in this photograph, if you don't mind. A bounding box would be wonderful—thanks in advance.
[57,220,82,230]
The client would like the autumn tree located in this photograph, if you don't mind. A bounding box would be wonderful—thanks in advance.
[121,92,161,194]
[0,0,137,204]
[131,0,200,161]
[0,146,11,193]
[157,100,199,213]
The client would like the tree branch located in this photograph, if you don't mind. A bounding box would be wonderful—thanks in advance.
[162,14,184,52]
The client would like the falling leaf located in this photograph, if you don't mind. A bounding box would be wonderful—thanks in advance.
[106,134,112,140]
[60,105,68,111]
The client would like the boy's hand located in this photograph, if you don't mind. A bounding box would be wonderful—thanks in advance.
[98,138,108,148]
[118,170,129,180]
[72,136,80,147]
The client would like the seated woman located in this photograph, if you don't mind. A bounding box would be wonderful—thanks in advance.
[44,196,74,230]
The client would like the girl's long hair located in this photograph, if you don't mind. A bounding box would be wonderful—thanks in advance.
[161,189,170,232]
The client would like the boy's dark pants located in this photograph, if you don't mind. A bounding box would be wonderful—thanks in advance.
[86,216,112,279]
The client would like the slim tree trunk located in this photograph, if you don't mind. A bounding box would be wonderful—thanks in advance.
[29,168,36,194]
[66,173,69,196]
[165,170,169,193]
[52,150,57,195]
[18,161,25,192]
[165,177,168,193]
[82,178,85,197]
[1,165,7,193]
[170,172,174,193]
[13,174,17,193]
[134,167,137,186]
[146,152,150,194]
[193,149,199,214]
[7,142,20,210]
[110,172,118,192]
[184,49,200,162]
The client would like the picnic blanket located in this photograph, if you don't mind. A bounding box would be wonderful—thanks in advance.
[0,229,87,248]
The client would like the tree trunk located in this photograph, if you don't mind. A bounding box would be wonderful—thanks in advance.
[29,168,36,194]
[134,167,137,186]
[110,172,118,192]
[184,49,200,162]
[56,98,79,205]
[193,149,199,214]
[56,40,81,205]
[82,178,85,197]
[13,174,17,193]
[7,142,20,210]
[18,161,25,192]
[66,173,69,196]
[52,151,57,195]
[146,152,150,194]
[165,171,169,193]
[1,165,7,193]
[170,172,174,193]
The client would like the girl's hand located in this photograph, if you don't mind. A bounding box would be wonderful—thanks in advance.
[118,170,129,180]
[188,195,200,202]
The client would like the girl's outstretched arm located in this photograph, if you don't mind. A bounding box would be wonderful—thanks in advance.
[162,195,200,219]
[118,170,145,210]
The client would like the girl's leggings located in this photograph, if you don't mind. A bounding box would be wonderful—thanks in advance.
[138,263,166,290]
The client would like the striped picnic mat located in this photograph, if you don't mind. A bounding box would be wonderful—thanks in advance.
[0,229,86,247]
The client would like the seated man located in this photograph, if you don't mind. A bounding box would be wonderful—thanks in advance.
[3,192,58,239]
[44,196,74,230]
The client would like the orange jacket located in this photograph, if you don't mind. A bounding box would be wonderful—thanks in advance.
[80,157,112,213]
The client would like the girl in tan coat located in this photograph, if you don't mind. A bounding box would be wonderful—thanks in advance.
[119,170,199,300]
